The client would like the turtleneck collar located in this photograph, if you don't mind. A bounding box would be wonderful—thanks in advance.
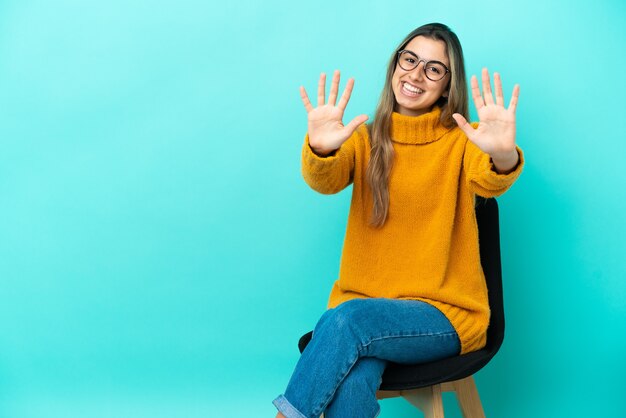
[390,106,452,145]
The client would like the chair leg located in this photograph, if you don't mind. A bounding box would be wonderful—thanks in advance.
[378,375,486,417]
[453,376,485,418]
[402,384,444,418]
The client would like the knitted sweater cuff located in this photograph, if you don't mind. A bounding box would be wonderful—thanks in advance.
[301,134,353,195]
[468,146,524,197]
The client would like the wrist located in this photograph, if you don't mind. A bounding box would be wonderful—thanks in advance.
[309,143,335,157]
[491,149,519,174]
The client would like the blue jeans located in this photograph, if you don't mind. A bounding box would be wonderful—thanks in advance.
[273,298,461,418]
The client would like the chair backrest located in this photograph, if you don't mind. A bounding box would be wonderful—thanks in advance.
[475,197,505,353]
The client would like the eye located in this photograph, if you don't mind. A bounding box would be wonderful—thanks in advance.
[426,65,442,75]
[426,64,446,75]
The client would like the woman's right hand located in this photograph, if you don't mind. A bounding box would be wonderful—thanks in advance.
[300,70,369,156]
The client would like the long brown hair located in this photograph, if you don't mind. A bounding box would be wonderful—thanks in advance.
[366,23,469,227]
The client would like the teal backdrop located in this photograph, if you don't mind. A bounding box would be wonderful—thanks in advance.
[1,0,625,417]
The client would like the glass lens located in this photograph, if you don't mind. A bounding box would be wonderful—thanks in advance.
[398,51,418,71]
[424,63,447,81]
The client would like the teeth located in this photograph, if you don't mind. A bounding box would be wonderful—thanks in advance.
[403,82,423,94]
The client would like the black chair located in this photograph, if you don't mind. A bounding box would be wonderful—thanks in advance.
[297,197,504,417]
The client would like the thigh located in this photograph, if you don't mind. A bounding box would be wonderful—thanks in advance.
[316,298,461,365]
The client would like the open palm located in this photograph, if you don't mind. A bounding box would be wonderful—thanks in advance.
[300,71,368,156]
[452,69,519,163]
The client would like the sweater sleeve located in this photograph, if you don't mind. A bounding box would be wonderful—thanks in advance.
[463,136,525,198]
[301,127,360,194]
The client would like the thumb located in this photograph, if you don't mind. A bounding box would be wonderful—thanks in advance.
[452,113,474,139]
[344,114,369,134]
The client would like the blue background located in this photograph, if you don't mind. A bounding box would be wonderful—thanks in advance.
[1,0,625,417]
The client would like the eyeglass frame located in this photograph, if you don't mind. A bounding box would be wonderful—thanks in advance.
[396,49,450,82]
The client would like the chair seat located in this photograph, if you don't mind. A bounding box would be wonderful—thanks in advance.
[298,330,501,391]
[379,347,496,391]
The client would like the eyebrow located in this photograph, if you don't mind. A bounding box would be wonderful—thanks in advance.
[403,49,449,66]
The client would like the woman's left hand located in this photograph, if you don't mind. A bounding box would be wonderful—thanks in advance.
[452,68,520,174]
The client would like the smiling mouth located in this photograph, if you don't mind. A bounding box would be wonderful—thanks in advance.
[401,82,424,96]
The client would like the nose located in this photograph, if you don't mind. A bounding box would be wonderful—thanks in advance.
[408,60,426,81]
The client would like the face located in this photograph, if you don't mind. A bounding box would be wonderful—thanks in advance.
[391,36,450,117]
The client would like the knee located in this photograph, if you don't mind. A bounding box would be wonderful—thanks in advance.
[314,299,371,338]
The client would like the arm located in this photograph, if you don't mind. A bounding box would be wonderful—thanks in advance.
[301,128,360,194]
[299,70,368,194]
[463,139,524,197]
[453,69,524,195]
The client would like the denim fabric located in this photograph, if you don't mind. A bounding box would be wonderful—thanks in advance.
[273,298,461,418]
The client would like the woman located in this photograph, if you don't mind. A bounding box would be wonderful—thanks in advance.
[274,23,523,418]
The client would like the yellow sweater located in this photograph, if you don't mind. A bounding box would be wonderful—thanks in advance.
[301,106,524,354]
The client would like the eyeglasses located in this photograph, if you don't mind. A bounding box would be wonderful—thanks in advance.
[396,50,450,82]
